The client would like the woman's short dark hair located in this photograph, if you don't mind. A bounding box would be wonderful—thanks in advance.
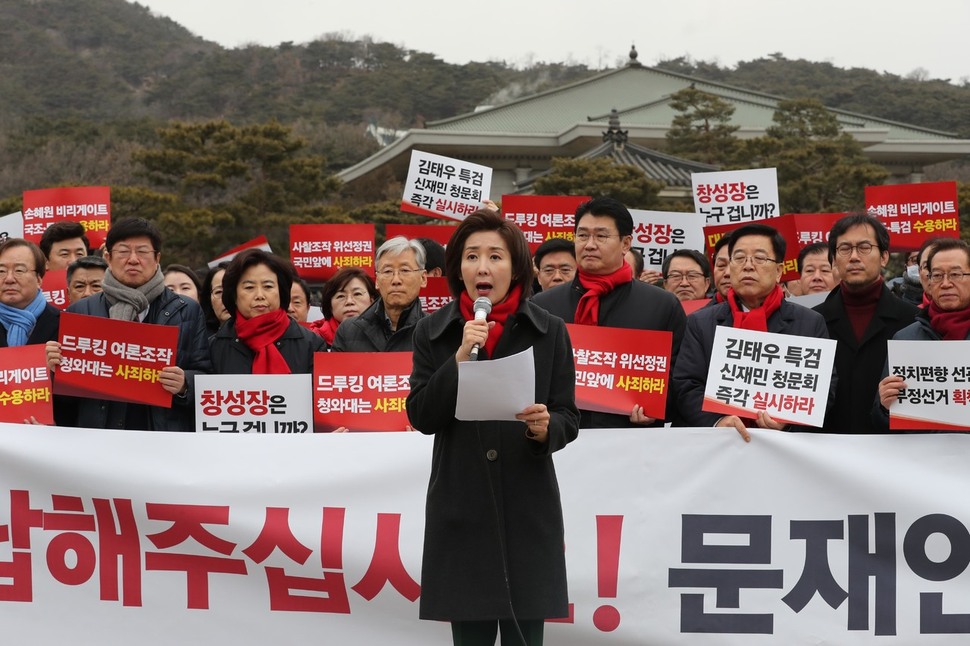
[201,261,229,332]
[163,264,202,295]
[221,249,293,317]
[444,209,534,299]
[319,267,378,318]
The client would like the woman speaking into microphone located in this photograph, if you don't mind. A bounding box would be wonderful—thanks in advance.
[407,209,579,645]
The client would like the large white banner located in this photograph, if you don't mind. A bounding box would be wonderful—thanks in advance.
[2,425,970,644]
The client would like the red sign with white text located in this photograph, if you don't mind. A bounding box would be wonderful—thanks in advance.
[290,224,375,281]
[565,324,671,420]
[502,195,588,253]
[313,352,412,432]
[54,312,179,408]
[0,345,53,424]
[866,181,960,251]
[385,224,456,248]
[418,277,453,315]
[703,216,800,282]
[788,212,846,251]
[42,270,69,310]
[22,186,111,249]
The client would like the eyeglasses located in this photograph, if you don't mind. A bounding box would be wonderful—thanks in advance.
[835,242,876,257]
[540,265,576,278]
[574,232,621,245]
[730,254,778,267]
[928,271,970,285]
[111,246,157,260]
[376,267,422,279]
[665,271,707,283]
[0,265,36,280]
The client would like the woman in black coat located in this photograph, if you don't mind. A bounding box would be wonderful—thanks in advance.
[407,210,579,646]
[209,249,324,374]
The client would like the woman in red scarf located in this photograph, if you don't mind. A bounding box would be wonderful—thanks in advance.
[877,239,970,428]
[209,249,324,374]
[308,267,377,348]
[407,210,578,646]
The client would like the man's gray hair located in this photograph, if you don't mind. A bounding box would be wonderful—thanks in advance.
[376,236,426,269]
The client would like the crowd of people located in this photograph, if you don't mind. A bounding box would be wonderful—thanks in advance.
[1,197,965,645]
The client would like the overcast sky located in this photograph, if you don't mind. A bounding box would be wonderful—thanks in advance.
[136,0,968,83]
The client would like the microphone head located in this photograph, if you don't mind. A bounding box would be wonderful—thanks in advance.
[473,296,493,315]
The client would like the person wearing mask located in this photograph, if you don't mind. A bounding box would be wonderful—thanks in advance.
[209,249,324,374]
[814,213,919,434]
[408,209,578,645]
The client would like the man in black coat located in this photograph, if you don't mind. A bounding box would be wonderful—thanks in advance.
[0,239,59,348]
[532,197,686,428]
[814,213,920,434]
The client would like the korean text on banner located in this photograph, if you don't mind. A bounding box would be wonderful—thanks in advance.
[887,340,970,431]
[42,269,69,311]
[865,181,960,251]
[630,209,705,271]
[54,311,179,408]
[401,151,492,222]
[22,186,111,249]
[502,195,587,252]
[195,374,313,433]
[0,345,53,424]
[290,224,375,282]
[692,168,779,225]
[313,352,412,432]
[566,323,672,419]
[417,277,453,315]
[703,326,835,427]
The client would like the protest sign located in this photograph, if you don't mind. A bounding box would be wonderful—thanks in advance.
[566,324,672,420]
[313,352,412,432]
[502,195,587,252]
[790,212,846,248]
[401,151,492,221]
[703,326,836,427]
[385,223,456,247]
[704,216,800,281]
[866,181,960,251]
[195,374,314,433]
[208,235,273,269]
[0,211,23,242]
[417,277,453,315]
[630,209,705,271]
[54,312,179,408]
[290,224,375,281]
[692,168,779,224]
[887,340,970,431]
[22,186,111,249]
[0,346,52,424]
[41,269,69,310]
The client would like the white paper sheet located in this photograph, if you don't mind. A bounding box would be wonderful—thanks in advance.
[456,347,535,421]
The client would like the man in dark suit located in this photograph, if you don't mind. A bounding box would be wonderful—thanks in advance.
[532,196,686,428]
[0,238,59,348]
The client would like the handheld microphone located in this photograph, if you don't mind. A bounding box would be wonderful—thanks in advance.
[469,297,492,360]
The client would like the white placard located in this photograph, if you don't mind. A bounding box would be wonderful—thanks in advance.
[195,373,313,433]
[0,211,24,241]
[704,326,836,427]
[887,339,970,430]
[629,209,706,270]
[401,151,492,221]
[692,167,779,224]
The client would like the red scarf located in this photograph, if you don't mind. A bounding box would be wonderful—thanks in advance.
[727,285,784,332]
[234,309,292,374]
[459,285,523,359]
[928,303,970,340]
[309,317,341,345]
[574,264,633,325]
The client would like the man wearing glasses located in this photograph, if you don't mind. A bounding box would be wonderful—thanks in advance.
[46,218,210,431]
[662,250,711,302]
[333,236,427,352]
[0,239,59,347]
[814,213,919,434]
[532,238,576,292]
[672,223,828,440]
[533,196,686,427]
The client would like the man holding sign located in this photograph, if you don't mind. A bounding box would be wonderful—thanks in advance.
[673,223,829,440]
[533,197,685,427]
[47,218,210,431]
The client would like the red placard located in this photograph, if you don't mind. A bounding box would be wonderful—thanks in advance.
[680,299,709,316]
[313,352,412,432]
[208,235,272,268]
[502,195,588,253]
[565,324,671,419]
[42,269,69,310]
[866,181,960,252]
[418,277,454,314]
[54,312,179,408]
[788,213,846,250]
[22,186,111,249]
[704,215,800,282]
[385,224,456,247]
[0,345,53,424]
[290,224,375,281]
